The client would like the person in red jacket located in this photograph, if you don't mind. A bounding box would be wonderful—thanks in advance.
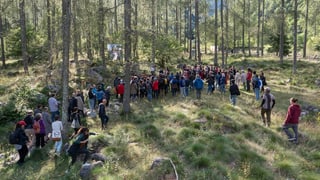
[117,80,125,103]
[246,68,252,92]
[282,97,301,143]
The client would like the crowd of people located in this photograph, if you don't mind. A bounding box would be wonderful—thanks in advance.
[11,63,302,171]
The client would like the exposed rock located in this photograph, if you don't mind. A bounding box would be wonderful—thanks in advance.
[194,118,207,123]
[79,161,104,180]
[91,153,106,162]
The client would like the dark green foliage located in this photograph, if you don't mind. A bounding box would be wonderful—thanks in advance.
[193,156,211,168]
[0,100,23,124]
[6,26,47,61]
[267,33,291,56]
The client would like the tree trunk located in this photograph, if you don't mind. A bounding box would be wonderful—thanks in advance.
[303,0,309,58]
[204,5,207,55]
[165,0,168,34]
[195,0,201,63]
[61,0,71,138]
[220,0,225,67]
[293,0,298,73]
[19,0,28,74]
[98,0,106,70]
[47,0,53,70]
[279,0,285,64]
[0,14,6,68]
[257,0,261,57]
[188,0,192,60]
[151,0,155,64]
[175,4,179,41]
[247,0,251,56]
[72,0,79,81]
[225,0,229,66]
[133,2,138,59]
[233,0,236,52]
[114,0,118,32]
[261,0,265,56]
[242,0,245,55]
[123,0,132,113]
[214,0,218,65]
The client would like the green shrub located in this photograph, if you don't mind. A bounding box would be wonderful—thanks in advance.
[193,156,211,168]
[141,124,161,140]
[0,100,23,124]
[177,128,197,141]
[191,142,206,155]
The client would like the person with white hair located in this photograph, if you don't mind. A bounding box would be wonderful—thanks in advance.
[260,87,276,127]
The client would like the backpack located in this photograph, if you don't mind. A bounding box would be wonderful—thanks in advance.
[253,77,260,88]
[9,131,19,144]
[33,120,40,134]
[194,79,203,89]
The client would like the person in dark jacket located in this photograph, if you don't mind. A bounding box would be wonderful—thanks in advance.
[15,121,29,165]
[282,98,301,143]
[98,99,109,130]
[260,87,275,127]
[24,110,34,148]
[229,80,240,106]
[66,127,90,173]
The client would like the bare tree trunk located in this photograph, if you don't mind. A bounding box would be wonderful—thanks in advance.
[98,0,106,69]
[19,0,28,74]
[257,0,261,56]
[242,0,245,55]
[0,14,6,68]
[47,0,53,70]
[165,0,168,34]
[279,0,285,64]
[195,0,201,63]
[214,0,218,65]
[72,0,79,82]
[293,0,298,73]
[133,2,138,59]
[247,0,251,56]
[151,0,155,64]
[114,0,118,32]
[123,0,132,113]
[303,0,309,58]
[188,0,192,60]
[261,0,265,56]
[233,0,236,52]
[225,0,229,66]
[61,0,71,138]
[220,0,225,67]
[204,5,207,54]
[175,4,179,41]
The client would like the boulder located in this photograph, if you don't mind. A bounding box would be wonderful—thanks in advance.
[91,153,107,162]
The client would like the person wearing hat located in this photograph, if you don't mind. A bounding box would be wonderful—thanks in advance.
[260,87,276,127]
[15,121,29,165]
[24,110,35,148]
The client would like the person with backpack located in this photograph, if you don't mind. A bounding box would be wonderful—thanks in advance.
[33,113,46,148]
[14,121,29,165]
[193,75,204,99]
[252,71,261,100]
[98,99,109,130]
[229,80,241,106]
[282,97,301,144]
[260,87,276,127]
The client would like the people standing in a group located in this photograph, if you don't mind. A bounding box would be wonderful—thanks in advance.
[48,93,59,122]
[246,68,253,92]
[14,121,29,165]
[282,98,301,144]
[260,87,275,127]
[51,115,63,156]
[98,99,109,130]
[33,113,46,148]
[24,110,35,149]
[229,80,240,106]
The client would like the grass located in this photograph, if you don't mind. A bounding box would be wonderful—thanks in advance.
[0,56,320,179]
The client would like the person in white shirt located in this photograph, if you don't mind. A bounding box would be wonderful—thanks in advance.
[48,94,59,122]
[51,115,63,156]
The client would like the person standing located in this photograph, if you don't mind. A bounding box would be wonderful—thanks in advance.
[98,99,109,130]
[42,107,51,141]
[229,80,240,106]
[252,71,261,100]
[282,98,301,143]
[48,93,59,122]
[246,68,252,92]
[15,121,29,165]
[117,80,125,103]
[51,115,63,156]
[260,87,275,127]
[193,75,204,99]
[24,110,34,149]
[33,113,46,148]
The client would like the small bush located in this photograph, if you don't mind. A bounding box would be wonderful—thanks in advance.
[193,156,211,168]
[0,100,23,124]
[141,124,161,140]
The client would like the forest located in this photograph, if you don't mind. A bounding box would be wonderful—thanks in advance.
[0,0,320,179]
